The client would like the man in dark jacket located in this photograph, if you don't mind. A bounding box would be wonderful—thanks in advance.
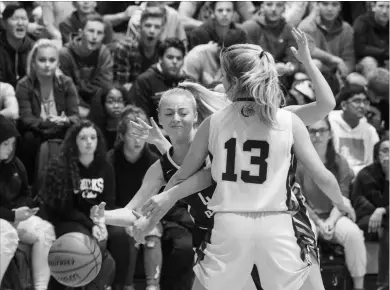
[353,1,389,67]
[0,4,34,88]
[188,1,247,50]
[129,38,186,122]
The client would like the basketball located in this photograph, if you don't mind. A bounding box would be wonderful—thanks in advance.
[48,232,102,287]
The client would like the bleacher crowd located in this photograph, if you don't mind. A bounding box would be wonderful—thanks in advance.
[0,1,388,290]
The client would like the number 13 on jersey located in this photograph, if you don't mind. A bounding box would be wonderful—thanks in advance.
[222,138,269,184]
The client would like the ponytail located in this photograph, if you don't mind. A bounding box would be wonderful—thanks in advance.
[220,44,285,128]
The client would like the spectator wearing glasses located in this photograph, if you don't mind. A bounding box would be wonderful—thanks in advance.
[329,84,380,175]
[352,137,389,290]
[296,117,367,290]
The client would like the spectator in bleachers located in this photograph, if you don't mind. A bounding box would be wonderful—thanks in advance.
[299,1,355,94]
[126,2,188,49]
[329,84,380,176]
[296,116,367,290]
[352,137,389,290]
[0,3,34,88]
[92,86,126,151]
[59,1,114,45]
[353,1,389,68]
[183,29,247,88]
[0,82,19,120]
[16,39,79,184]
[97,2,138,38]
[40,120,116,290]
[130,38,186,122]
[241,1,298,79]
[111,7,165,90]
[367,68,389,134]
[188,1,247,50]
[107,106,162,290]
[59,14,113,105]
[0,114,55,290]
[178,1,255,24]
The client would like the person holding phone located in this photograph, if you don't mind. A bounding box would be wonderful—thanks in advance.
[0,115,55,290]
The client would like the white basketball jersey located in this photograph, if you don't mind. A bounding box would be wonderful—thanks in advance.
[208,103,294,212]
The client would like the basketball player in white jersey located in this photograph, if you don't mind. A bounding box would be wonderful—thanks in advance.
[147,28,355,290]
[91,29,353,290]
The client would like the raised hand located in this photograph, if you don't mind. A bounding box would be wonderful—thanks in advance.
[290,28,315,65]
[129,117,166,145]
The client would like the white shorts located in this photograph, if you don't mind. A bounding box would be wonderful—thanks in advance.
[194,212,311,290]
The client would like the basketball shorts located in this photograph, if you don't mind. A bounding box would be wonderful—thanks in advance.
[194,212,312,290]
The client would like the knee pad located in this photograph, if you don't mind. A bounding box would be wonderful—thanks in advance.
[0,219,19,255]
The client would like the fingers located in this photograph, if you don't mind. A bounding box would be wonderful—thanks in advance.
[132,210,143,219]
[137,117,152,130]
[141,200,154,216]
[99,202,106,209]
[150,117,159,129]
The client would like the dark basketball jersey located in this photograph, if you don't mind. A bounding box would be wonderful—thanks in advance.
[160,147,216,230]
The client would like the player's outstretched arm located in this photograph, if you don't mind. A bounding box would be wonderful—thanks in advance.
[141,168,213,220]
[291,113,355,221]
[285,28,335,126]
[165,117,211,191]
[103,161,166,227]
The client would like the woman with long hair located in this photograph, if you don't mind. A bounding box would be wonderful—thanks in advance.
[0,115,55,290]
[296,117,367,290]
[139,29,355,290]
[40,120,115,290]
[16,38,79,183]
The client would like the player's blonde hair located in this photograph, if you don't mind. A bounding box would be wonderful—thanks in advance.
[220,44,285,128]
[158,81,230,126]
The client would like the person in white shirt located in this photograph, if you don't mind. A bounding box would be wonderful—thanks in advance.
[329,83,380,175]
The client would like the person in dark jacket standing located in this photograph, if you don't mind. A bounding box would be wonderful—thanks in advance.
[0,3,35,88]
[352,137,389,290]
[40,120,116,290]
[0,115,55,289]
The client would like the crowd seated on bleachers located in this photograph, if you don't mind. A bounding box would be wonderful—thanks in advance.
[0,2,388,290]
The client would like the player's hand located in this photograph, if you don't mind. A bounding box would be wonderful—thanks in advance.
[13,207,38,222]
[131,212,155,244]
[129,117,166,146]
[290,28,314,65]
[141,191,176,221]
[92,224,108,242]
[90,202,106,224]
[335,198,356,222]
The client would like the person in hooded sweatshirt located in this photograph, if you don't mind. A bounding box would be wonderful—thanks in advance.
[59,1,114,46]
[188,1,247,50]
[59,14,114,106]
[329,83,380,176]
[0,3,35,88]
[40,120,116,290]
[129,38,186,122]
[0,115,55,290]
[353,1,389,68]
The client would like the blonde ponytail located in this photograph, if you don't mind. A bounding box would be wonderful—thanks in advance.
[220,44,285,128]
